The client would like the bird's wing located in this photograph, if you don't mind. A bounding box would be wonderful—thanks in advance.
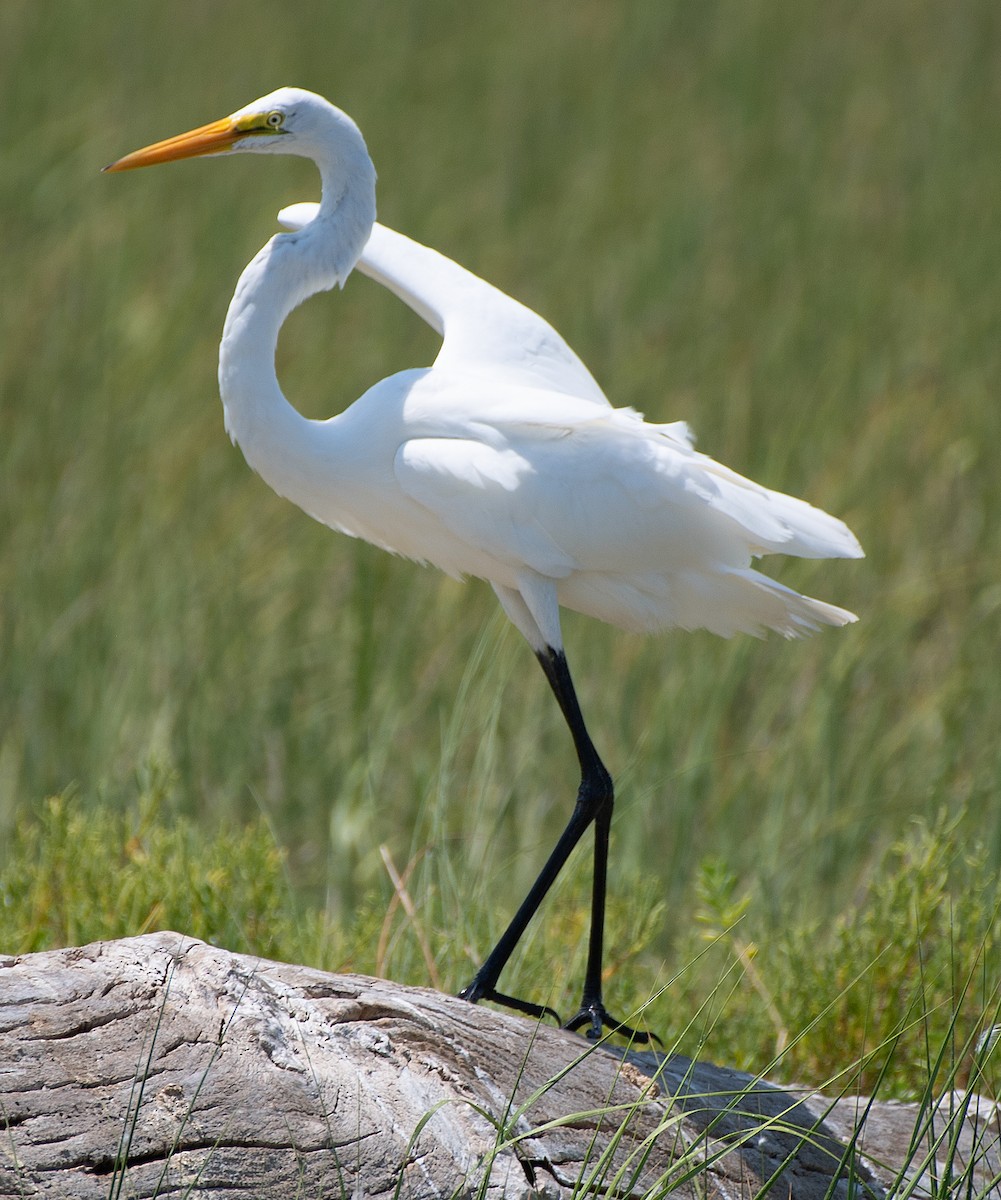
[278,205,609,406]
[390,394,699,583]
[395,433,580,579]
[395,394,858,575]
[677,451,864,560]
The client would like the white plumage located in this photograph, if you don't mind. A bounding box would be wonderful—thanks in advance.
[251,201,863,646]
[106,88,862,1038]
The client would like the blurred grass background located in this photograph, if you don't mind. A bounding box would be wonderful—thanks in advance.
[3,1,1000,1087]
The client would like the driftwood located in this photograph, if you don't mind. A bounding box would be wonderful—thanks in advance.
[0,934,997,1198]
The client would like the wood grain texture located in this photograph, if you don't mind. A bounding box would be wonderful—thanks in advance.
[0,934,994,1198]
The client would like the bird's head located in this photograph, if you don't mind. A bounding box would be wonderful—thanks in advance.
[103,88,367,173]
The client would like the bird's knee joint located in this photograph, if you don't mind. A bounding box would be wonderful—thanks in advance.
[577,770,613,818]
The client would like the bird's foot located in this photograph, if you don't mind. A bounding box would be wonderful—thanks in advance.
[563,999,661,1045]
[458,980,563,1026]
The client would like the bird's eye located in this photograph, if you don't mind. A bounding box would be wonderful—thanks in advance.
[266,111,285,129]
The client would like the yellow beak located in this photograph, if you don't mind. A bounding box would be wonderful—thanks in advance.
[103,116,241,172]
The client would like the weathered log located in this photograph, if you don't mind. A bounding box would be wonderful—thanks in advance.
[0,933,995,1198]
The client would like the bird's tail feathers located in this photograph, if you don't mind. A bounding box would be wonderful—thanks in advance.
[717,567,858,638]
[561,564,858,639]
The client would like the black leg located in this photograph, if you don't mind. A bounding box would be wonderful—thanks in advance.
[459,646,654,1042]
[560,800,655,1042]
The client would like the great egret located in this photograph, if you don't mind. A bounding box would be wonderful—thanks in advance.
[105,87,863,1040]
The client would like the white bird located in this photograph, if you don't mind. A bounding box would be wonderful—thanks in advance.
[105,88,863,1040]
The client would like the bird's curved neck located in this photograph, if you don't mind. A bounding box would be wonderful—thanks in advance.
[217,152,375,486]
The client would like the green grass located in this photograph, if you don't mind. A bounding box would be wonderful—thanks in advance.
[3,774,996,1100]
[3,0,1001,1100]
